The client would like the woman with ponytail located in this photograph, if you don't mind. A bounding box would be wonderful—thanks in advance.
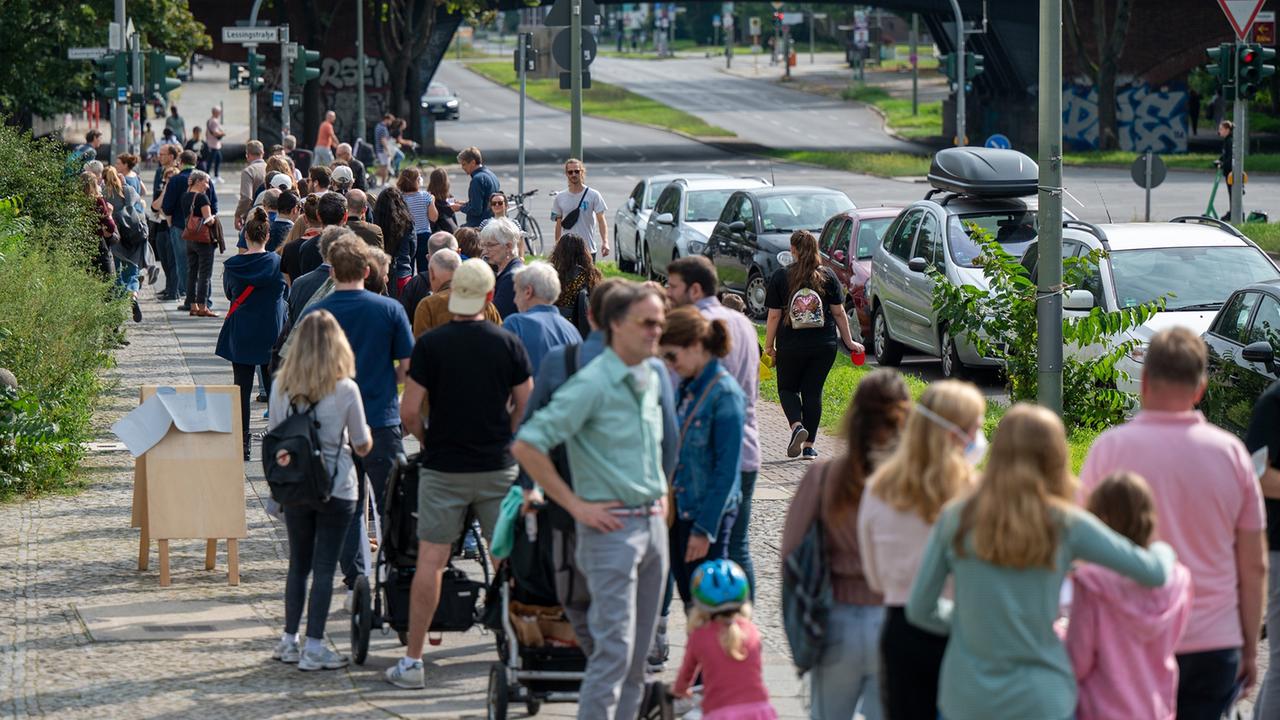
[764,230,863,459]
[660,306,747,606]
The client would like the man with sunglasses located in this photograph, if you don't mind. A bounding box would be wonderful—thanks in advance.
[552,158,609,259]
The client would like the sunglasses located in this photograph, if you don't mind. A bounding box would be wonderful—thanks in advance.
[490,200,506,206]
[566,170,583,175]
[632,317,664,330]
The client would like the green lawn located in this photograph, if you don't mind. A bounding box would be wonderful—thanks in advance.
[1238,222,1280,254]
[465,61,734,138]
[1063,151,1280,173]
[841,84,943,140]
[758,148,931,178]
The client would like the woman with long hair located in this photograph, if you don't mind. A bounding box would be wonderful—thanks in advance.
[101,165,149,322]
[81,171,116,279]
[906,405,1175,720]
[782,368,912,719]
[114,153,145,197]
[857,379,985,720]
[427,167,457,234]
[549,232,602,335]
[268,309,372,671]
[373,185,416,295]
[764,230,863,459]
[396,168,438,275]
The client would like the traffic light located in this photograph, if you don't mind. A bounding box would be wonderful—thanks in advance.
[1206,44,1236,101]
[292,45,320,87]
[93,52,128,100]
[940,53,955,83]
[147,51,183,98]
[246,50,266,91]
[1239,43,1277,99]
[965,52,984,80]
[773,12,784,24]
[229,62,246,90]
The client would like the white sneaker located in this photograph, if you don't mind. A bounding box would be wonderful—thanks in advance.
[271,638,300,664]
[384,659,425,689]
[298,645,348,671]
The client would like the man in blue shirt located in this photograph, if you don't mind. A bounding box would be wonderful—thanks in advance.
[450,145,500,228]
[502,262,581,373]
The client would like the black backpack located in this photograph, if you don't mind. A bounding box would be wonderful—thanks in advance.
[261,402,335,509]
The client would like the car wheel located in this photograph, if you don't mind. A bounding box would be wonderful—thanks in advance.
[872,305,904,366]
[940,332,966,379]
[745,271,768,320]
[617,226,636,273]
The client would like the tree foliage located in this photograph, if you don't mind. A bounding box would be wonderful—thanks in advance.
[1065,0,1134,151]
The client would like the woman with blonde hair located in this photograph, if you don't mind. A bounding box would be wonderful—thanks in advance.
[906,404,1175,720]
[857,379,985,720]
[101,165,150,322]
[268,309,372,672]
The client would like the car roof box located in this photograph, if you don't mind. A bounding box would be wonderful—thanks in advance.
[927,147,1039,198]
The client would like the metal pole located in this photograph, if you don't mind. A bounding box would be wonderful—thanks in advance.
[111,0,127,162]
[1036,0,1064,416]
[1144,151,1153,222]
[570,0,583,158]
[808,9,814,65]
[131,32,143,154]
[948,0,965,145]
[281,27,292,142]
[784,25,791,79]
[911,13,919,115]
[1231,39,1245,224]
[247,0,267,142]
[357,0,367,143]
[725,4,733,69]
[518,35,527,199]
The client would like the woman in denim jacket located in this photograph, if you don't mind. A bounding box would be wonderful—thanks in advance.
[660,306,747,605]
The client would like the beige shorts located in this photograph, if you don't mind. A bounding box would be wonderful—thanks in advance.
[416,465,518,546]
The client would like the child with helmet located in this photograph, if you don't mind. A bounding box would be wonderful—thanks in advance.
[674,559,777,720]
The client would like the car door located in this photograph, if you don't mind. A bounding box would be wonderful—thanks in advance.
[1240,293,1280,424]
[818,217,852,291]
[1203,290,1262,435]
[903,211,946,349]
[647,186,681,274]
[709,194,754,291]
[617,181,645,259]
[875,208,924,348]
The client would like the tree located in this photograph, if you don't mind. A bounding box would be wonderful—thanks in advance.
[1065,0,1134,151]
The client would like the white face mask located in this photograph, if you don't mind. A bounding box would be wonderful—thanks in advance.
[963,431,989,467]
[915,404,987,467]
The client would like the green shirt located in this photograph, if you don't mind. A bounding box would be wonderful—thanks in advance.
[516,347,666,507]
[906,501,1174,720]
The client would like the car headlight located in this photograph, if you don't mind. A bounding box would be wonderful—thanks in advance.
[446,100,458,107]
[688,240,706,255]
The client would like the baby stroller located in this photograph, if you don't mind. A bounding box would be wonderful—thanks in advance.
[485,503,673,719]
[350,452,491,664]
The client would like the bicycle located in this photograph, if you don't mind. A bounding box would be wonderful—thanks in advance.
[508,189,544,256]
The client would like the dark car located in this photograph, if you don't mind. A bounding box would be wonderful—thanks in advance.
[705,186,856,319]
[1202,279,1280,437]
[817,207,902,340]
[420,83,460,121]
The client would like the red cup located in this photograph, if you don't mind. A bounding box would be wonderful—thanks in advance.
[851,347,866,366]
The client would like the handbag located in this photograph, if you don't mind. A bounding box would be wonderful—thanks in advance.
[180,193,213,243]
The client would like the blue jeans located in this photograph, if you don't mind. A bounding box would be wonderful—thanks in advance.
[1175,647,1240,720]
[413,230,432,276]
[209,148,222,178]
[728,470,757,600]
[284,497,357,640]
[115,260,140,293]
[167,226,188,297]
[811,603,884,720]
[668,506,737,608]
[341,424,403,588]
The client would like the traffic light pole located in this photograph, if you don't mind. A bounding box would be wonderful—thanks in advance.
[1037,0,1064,416]
[910,13,919,115]
[130,32,143,154]
[281,26,292,142]
[947,0,965,146]
[357,0,367,143]
[570,0,583,158]
[111,0,127,161]
[518,37,527,201]
[1232,39,1245,224]
[246,44,259,141]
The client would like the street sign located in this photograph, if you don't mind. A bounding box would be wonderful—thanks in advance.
[712,15,721,28]
[272,91,284,108]
[116,86,127,103]
[781,13,804,25]
[552,28,598,70]
[854,28,870,47]
[67,47,109,60]
[1131,153,1167,189]
[544,0,601,27]
[222,26,281,44]
[1218,0,1268,40]
[984,133,1011,149]
[1254,11,1276,45]
[749,17,762,36]
[109,22,121,50]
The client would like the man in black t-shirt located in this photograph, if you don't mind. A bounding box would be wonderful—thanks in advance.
[1246,379,1280,712]
[387,258,533,689]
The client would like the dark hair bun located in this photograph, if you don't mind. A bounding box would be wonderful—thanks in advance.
[707,319,731,358]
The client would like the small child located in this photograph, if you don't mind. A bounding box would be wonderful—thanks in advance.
[719,293,747,314]
[1067,471,1192,720]
[674,560,776,720]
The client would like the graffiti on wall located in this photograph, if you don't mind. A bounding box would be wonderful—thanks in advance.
[1062,80,1189,153]
[318,56,392,141]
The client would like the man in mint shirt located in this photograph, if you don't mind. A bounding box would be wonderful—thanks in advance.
[514,282,669,720]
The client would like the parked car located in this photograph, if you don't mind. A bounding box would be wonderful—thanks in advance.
[643,177,772,280]
[1201,279,1280,437]
[420,83,460,120]
[817,207,903,341]
[705,186,856,318]
[1022,216,1280,394]
[614,173,727,274]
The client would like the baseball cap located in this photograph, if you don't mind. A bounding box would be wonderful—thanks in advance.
[331,165,354,185]
[448,258,495,315]
[268,173,293,190]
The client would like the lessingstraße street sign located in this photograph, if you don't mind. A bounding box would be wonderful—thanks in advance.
[221,26,282,44]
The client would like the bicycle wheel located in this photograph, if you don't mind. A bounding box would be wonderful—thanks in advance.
[519,213,544,256]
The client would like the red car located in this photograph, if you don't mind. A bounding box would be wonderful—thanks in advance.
[817,207,904,339]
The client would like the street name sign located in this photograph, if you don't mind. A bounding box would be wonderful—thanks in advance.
[1218,0,1268,40]
[68,47,109,60]
[222,26,281,44]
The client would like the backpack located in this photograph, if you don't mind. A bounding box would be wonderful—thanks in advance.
[781,464,832,675]
[112,195,148,251]
[787,286,826,329]
[260,402,336,509]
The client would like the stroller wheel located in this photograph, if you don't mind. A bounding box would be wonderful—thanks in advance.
[397,630,408,647]
[350,575,372,665]
[487,663,510,720]
[525,697,542,716]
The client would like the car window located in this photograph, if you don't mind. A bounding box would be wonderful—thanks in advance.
[856,217,894,259]
[916,213,944,267]
[1247,295,1280,352]
[1064,243,1106,309]
[756,193,854,233]
[427,85,449,96]
[818,218,845,256]
[1111,247,1279,310]
[948,210,1040,267]
[684,190,738,223]
[1214,292,1260,344]
[887,210,922,261]
[654,187,680,218]
[644,181,670,209]
[722,196,755,228]
[629,182,645,209]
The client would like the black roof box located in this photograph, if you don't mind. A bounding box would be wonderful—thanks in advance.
[927,147,1039,198]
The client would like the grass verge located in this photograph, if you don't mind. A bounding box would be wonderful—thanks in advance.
[465,61,735,138]
[758,148,931,178]
[1062,151,1280,173]
[841,84,943,140]
[1238,222,1280,254]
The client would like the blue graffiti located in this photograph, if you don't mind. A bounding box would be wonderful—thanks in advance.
[1062,81,1189,153]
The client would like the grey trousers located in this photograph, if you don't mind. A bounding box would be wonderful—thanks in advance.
[553,527,594,657]
[1254,550,1280,717]
[574,513,668,720]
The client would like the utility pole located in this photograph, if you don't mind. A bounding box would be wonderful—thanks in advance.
[724,3,733,69]
[1036,0,1064,416]
[570,0,583,158]
[519,34,528,199]
[281,26,292,142]
[130,31,143,154]
[947,0,966,145]
[910,13,919,115]
[247,0,268,141]
[357,0,367,143]
[111,0,127,161]
[1231,38,1246,224]
[808,8,814,65]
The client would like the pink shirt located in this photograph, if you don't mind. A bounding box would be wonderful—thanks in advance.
[857,486,936,606]
[1080,410,1265,653]
[674,618,772,714]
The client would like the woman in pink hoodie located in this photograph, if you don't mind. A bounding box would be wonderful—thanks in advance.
[1068,471,1193,720]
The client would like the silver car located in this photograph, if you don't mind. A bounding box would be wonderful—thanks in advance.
[643,177,771,280]
[613,173,727,275]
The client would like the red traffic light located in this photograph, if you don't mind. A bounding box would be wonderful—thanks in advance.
[1244,49,1257,63]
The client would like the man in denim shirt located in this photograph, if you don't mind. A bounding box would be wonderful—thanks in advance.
[514,282,670,720]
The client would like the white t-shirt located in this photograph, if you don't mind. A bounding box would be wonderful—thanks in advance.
[551,186,608,253]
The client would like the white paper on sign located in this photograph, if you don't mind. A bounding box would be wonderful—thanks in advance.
[1254,446,1271,480]
[110,387,233,457]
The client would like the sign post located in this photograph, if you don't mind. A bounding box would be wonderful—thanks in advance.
[1036,0,1064,416]
[224,25,285,142]
[1215,1,1266,222]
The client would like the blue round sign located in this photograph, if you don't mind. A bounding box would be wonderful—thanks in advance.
[985,133,1011,150]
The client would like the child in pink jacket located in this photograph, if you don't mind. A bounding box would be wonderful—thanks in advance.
[1067,471,1192,720]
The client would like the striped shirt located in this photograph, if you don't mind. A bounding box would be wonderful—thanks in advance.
[403,190,434,235]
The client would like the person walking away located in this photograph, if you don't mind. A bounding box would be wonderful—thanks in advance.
[141,123,156,161]
[427,167,457,234]
[181,170,221,318]
[550,233,602,336]
[374,114,394,185]
[503,262,583,373]
[102,166,149,322]
[314,111,340,166]
[411,248,501,336]
[206,107,225,182]
[1067,471,1192,720]
[765,230,862,459]
[373,186,416,295]
[451,146,499,228]
[166,105,186,144]
[184,126,211,171]
[1248,376,1280,717]
[399,231,456,321]
[388,258,534,689]
[398,169,439,275]
[907,404,1178,720]
[513,282,671,720]
[552,158,610,259]
[782,369,911,720]
[81,172,117,280]
[217,207,288,459]
[857,379,985,720]
[674,560,777,720]
[236,141,268,232]
[1080,327,1267,720]
[482,218,526,318]
[268,309,372,671]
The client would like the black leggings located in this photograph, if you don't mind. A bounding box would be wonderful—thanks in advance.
[775,345,837,440]
[880,606,948,720]
[231,362,270,446]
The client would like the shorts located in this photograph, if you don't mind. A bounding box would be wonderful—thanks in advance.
[417,465,518,545]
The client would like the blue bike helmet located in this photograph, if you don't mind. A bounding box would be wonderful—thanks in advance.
[691,559,750,614]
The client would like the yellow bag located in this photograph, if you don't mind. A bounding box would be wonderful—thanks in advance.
[759,352,775,381]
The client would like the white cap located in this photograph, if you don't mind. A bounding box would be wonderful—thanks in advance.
[448,258,495,315]
[331,165,354,185]
[268,173,293,190]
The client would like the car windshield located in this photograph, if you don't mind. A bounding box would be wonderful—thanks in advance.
[758,193,854,233]
[948,210,1039,267]
[684,190,738,222]
[427,85,450,97]
[1110,246,1280,310]
[855,217,895,259]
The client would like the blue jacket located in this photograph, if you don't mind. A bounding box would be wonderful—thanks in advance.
[393,230,415,280]
[161,167,218,227]
[461,165,500,228]
[673,359,745,538]
[215,252,288,366]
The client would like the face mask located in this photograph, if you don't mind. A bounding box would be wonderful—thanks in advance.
[963,431,989,467]
[915,403,986,466]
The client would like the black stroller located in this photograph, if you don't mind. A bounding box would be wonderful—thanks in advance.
[350,452,491,664]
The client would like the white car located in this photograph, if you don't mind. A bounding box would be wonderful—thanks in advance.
[1024,216,1280,393]
[643,177,772,280]
[614,173,727,275]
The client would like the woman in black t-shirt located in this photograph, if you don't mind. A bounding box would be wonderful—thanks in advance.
[183,170,219,317]
[764,229,864,459]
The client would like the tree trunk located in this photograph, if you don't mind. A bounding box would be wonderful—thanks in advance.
[407,62,426,147]
[1097,62,1118,150]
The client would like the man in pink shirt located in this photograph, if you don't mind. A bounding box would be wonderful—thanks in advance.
[314,110,339,166]
[1080,327,1267,720]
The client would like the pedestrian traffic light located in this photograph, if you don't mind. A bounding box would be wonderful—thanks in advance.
[965,52,984,80]
[93,52,128,99]
[1206,44,1236,100]
[292,45,320,87]
[1239,43,1277,100]
[246,51,266,91]
[229,62,246,90]
[147,51,183,98]
[940,53,956,84]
